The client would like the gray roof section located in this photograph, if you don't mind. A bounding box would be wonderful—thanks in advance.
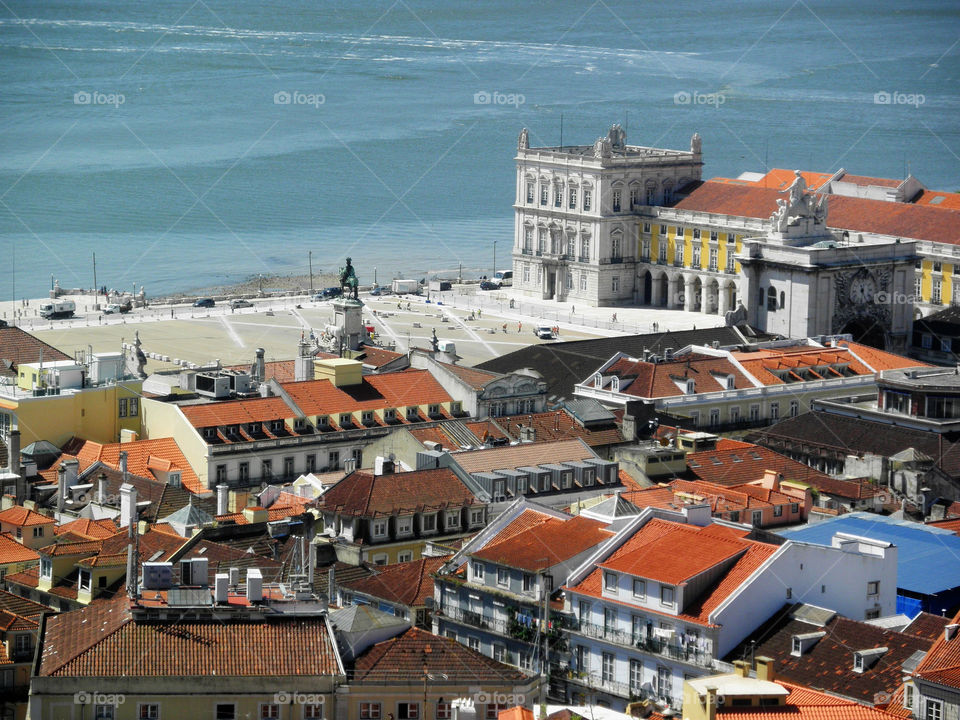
[789,603,838,628]
[329,604,409,633]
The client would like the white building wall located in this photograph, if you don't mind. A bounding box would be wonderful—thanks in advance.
[710,538,897,657]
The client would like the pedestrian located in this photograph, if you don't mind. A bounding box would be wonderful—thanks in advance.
[572,305,575,314]
[502,323,507,333]
[477,309,482,319]
[612,312,617,323]
[518,321,522,333]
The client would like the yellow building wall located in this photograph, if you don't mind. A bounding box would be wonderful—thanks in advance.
[920,259,932,302]
[140,398,210,489]
[682,228,693,268]
[361,537,428,565]
[6,382,142,448]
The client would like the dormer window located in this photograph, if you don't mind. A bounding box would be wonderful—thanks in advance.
[450,401,462,415]
[397,516,412,535]
[383,408,396,422]
[40,558,52,580]
[203,428,216,440]
[406,406,419,421]
[686,379,695,394]
[593,373,602,389]
[293,418,306,431]
[247,422,260,434]
[270,420,283,433]
[227,425,239,436]
[428,404,440,417]
[169,472,181,488]
[361,410,374,425]
[339,414,351,427]
[604,572,618,594]
[317,415,329,428]
[727,375,735,390]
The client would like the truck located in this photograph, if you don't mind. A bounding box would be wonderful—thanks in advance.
[39,299,76,319]
[428,280,452,292]
[392,279,421,295]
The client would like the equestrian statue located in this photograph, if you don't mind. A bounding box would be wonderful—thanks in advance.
[339,257,359,300]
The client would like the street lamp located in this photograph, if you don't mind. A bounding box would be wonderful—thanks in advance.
[493,240,497,280]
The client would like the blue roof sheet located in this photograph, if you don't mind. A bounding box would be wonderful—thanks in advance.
[779,513,960,596]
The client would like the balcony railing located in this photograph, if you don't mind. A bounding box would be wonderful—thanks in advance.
[577,256,590,263]
[564,671,681,708]
[570,619,715,669]
[521,248,533,255]
[438,606,510,634]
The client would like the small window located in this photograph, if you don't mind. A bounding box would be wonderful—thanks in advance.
[497,567,508,587]
[118,398,128,418]
[421,514,436,532]
[372,520,387,538]
[523,574,533,592]
[633,579,646,599]
[867,580,879,595]
[398,703,420,720]
[260,704,280,720]
[604,572,618,593]
[473,562,484,581]
[660,585,675,606]
[138,704,160,720]
[360,704,382,720]
[216,705,236,720]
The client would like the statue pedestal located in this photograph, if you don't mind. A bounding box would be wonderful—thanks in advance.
[333,298,364,351]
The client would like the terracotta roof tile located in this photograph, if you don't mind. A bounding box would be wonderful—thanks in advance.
[341,554,451,607]
[471,514,612,572]
[0,506,55,527]
[451,439,596,474]
[322,468,480,518]
[65,437,204,495]
[180,396,294,429]
[352,627,526,683]
[0,326,71,371]
[0,532,41,563]
[40,596,340,678]
[726,606,936,704]
[838,340,932,372]
[437,361,503,390]
[492,410,624,448]
[713,680,908,719]
[913,189,960,211]
[913,607,960,687]
[54,518,118,541]
[281,369,452,416]
[603,353,753,397]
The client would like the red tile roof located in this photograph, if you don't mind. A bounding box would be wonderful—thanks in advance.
[352,627,526,684]
[838,340,932,372]
[913,189,960,211]
[54,518,118,541]
[713,680,908,719]
[437,361,503,390]
[569,518,777,627]
[837,173,904,188]
[0,326,71,370]
[902,612,951,642]
[471,514,612,572]
[66,437,204,495]
[484,508,556,547]
[912,608,960,687]
[0,506,55,527]
[602,353,753,398]
[282,369,452,416]
[674,180,960,246]
[340,554,451,607]
[685,442,839,494]
[599,519,748,584]
[451,439,596,474]
[39,596,341,678]
[492,409,624,448]
[180,395,294,429]
[0,532,40,563]
[322,468,480,518]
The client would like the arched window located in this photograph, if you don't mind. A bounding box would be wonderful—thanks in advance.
[779,291,786,309]
[593,373,603,388]
[611,376,620,392]
[580,235,591,261]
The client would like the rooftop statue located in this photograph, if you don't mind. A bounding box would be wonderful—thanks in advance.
[339,257,359,301]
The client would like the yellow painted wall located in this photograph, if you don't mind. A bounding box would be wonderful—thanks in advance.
[140,398,210,488]
[362,537,429,565]
[7,382,142,448]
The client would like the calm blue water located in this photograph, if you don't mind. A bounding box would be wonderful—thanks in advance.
[1,0,958,296]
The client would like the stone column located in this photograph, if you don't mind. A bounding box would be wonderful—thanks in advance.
[667,274,681,309]
[684,274,697,313]
[718,280,731,316]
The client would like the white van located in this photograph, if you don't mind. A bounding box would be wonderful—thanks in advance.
[493,270,513,287]
[534,324,556,340]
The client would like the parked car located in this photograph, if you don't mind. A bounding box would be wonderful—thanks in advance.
[193,298,215,308]
[316,287,342,300]
[230,298,253,309]
[479,280,498,291]
[369,286,390,296]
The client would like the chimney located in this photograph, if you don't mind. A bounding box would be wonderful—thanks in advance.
[97,472,108,504]
[374,456,395,475]
[242,506,268,524]
[120,483,137,532]
[57,464,66,513]
[762,469,780,491]
[7,429,19,474]
[253,348,266,383]
[216,484,229,516]
[246,568,263,603]
[733,660,750,678]
[946,624,959,642]
[343,456,357,473]
[705,686,719,720]
[295,337,312,382]
[519,425,536,443]
[755,656,775,682]
[61,458,79,489]
[229,567,240,587]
